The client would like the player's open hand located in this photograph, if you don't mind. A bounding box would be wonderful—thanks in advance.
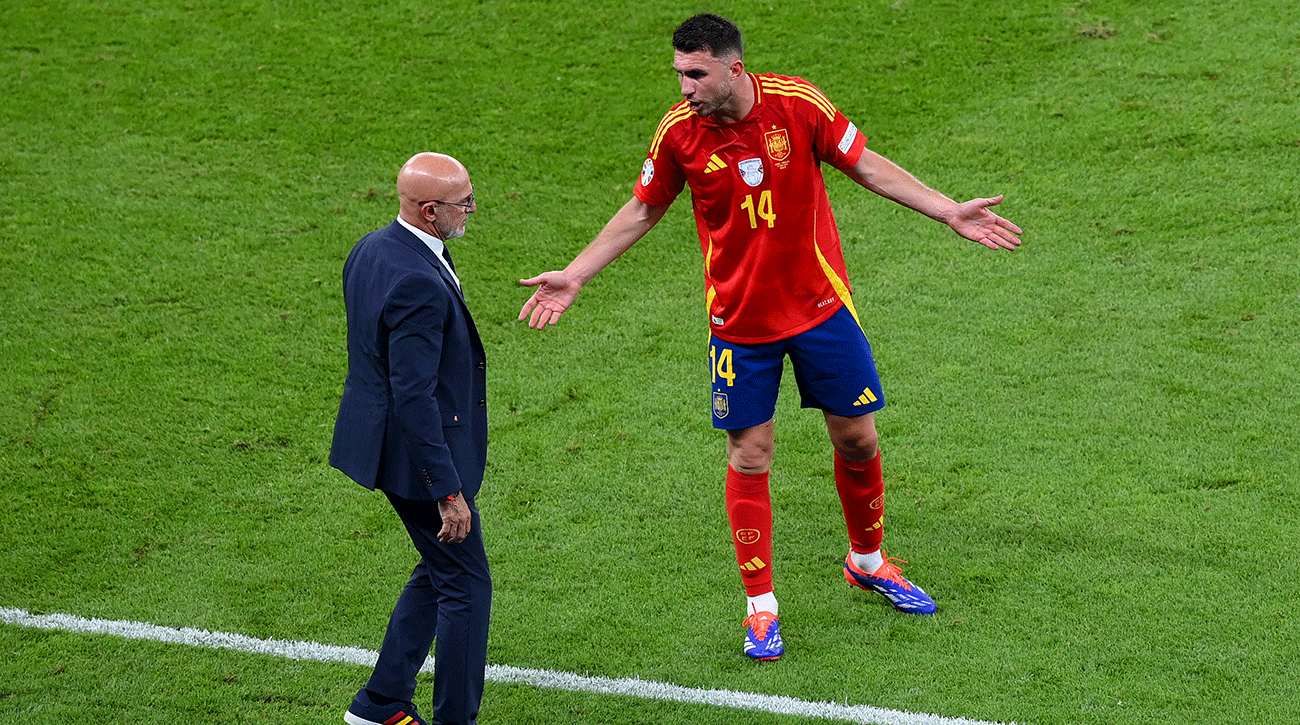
[948,195,1023,250]
[518,271,581,329]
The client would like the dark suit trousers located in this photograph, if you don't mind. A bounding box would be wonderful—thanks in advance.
[368,492,492,725]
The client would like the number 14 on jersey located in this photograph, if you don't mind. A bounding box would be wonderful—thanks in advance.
[740,191,775,229]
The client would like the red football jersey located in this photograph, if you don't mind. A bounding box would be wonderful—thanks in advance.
[634,73,868,344]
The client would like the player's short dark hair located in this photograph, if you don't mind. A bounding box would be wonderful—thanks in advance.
[672,13,743,60]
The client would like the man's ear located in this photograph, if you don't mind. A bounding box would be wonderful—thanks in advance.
[730,58,746,80]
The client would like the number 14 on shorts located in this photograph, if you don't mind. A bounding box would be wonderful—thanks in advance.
[711,345,736,387]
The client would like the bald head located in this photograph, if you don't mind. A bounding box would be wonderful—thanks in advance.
[397,152,475,240]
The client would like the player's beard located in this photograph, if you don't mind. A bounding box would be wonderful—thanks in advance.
[694,82,735,118]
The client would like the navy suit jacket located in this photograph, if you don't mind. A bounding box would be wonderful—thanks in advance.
[330,220,487,502]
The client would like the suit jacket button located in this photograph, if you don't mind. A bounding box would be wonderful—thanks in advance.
[477,399,486,407]
[477,361,486,370]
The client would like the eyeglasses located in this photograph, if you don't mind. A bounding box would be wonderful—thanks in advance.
[420,189,475,211]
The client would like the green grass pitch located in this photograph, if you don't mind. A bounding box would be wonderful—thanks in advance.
[2,1,1298,723]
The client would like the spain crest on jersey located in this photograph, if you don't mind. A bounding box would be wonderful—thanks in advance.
[737,158,764,187]
[712,392,730,419]
[764,128,791,163]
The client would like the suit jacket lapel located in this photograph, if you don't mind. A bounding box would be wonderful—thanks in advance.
[388,222,467,304]
[386,223,482,357]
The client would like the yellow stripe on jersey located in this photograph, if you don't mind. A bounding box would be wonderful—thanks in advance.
[811,207,863,326]
[761,76,837,111]
[815,242,862,325]
[704,234,717,321]
[758,77,838,120]
[649,102,693,159]
[761,85,838,121]
[704,154,728,173]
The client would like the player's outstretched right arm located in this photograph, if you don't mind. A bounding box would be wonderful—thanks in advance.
[518,197,670,329]
[843,149,1022,250]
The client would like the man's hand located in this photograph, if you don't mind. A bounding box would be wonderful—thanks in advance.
[516,198,670,329]
[518,272,582,329]
[437,495,472,544]
[946,195,1023,251]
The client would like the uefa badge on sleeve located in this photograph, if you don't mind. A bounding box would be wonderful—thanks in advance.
[640,158,655,187]
[838,122,859,155]
[713,392,730,419]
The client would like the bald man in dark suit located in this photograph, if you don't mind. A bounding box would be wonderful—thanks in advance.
[331,152,489,725]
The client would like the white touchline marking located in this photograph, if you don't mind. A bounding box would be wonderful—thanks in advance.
[1,607,1015,725]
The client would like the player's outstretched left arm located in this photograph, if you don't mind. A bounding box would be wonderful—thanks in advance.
[844,149,1022,250]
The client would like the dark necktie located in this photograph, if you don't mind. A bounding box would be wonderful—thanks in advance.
[441,246,456,272]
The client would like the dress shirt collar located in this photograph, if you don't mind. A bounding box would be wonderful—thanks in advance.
[396,216,460,290]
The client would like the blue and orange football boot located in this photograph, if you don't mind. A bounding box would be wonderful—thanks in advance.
[742,609,784,660]
[844,550,937,614]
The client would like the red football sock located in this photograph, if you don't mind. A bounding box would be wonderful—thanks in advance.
[725,465,774,596]
[834,449,884,554]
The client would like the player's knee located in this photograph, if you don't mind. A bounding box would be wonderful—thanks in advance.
[728,444,773,476]
[726,421,775,475]
[832,426,879,462]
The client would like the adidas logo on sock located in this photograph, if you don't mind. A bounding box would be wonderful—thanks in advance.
[739,557,767,572]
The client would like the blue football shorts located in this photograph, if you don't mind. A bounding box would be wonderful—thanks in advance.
[708,304,886,430]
